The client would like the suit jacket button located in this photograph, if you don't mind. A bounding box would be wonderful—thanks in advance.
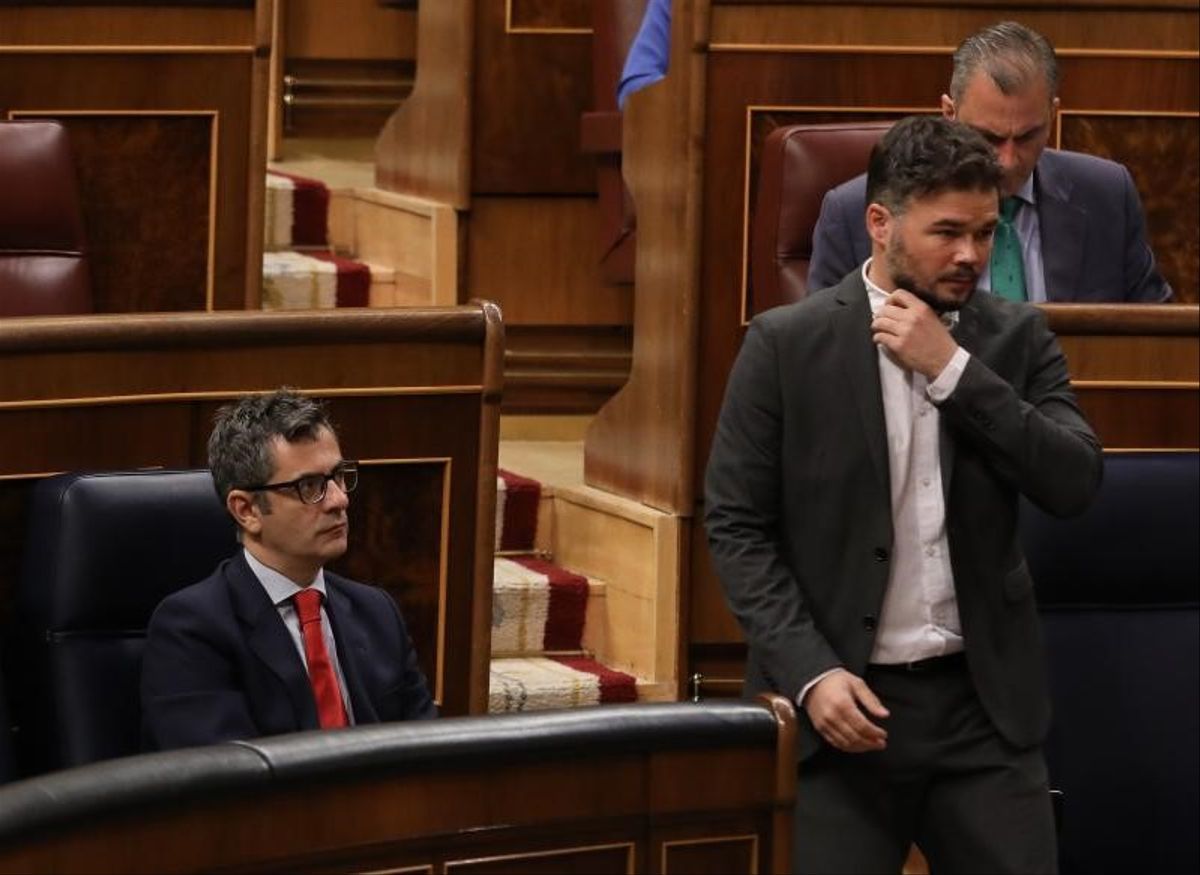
[863,615,877,631]
[873,547,889,562]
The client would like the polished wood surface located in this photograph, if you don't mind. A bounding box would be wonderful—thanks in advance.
[0,1,271,310]
[0,697,796,874]
[584,0,708,514]
[0,305,502,716]
[375,0,473,207]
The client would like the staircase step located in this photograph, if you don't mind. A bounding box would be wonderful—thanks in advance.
[491,556,595,656]
[262,250,370,309]
[495,469,541,552]
[265,169,330,250]
[488,656,638,713]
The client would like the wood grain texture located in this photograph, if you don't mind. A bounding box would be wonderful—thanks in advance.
[467,196,632,325]
[0,306,501,715]
[285,0,416,60]
[709,4,1199,51]
[471,0,594,194]
[375,0,473,206]
[1059,114,1199,302]
[584,0,708,514]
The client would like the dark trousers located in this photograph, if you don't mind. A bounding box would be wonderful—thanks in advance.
[793,657,1057,875]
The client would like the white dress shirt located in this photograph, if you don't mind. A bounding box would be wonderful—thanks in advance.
[244,548,356,722]
[863,264,967,664]
[798,266,971,703]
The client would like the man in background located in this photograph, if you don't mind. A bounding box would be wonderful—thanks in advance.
[808,20,1173,303]
[707,116,1102,872]
[143,389,435,750]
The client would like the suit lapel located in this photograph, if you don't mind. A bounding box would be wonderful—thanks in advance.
[227,553,318,730]
[833,276,890,496]
[1035,155,1087,300]
[325,579,378,725]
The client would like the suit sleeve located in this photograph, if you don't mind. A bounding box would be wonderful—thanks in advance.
[141,594,259,751]
[807,188,859,294]
[704,318,842,700]
[939,309,1103,517]
[1119,165,1173,303]
[378,590,437,721]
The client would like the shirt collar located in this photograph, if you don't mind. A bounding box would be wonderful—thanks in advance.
[862,259,960,330]
[243,548,328,607]
[1012,170,1036,207]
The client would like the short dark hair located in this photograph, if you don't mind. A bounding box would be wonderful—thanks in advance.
[950,21,1058,103]
[208,388,335,503]
[865,115,1002,215]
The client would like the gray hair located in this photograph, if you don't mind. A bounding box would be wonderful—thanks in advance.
[208,388,334,505]
[949,21,1058,103]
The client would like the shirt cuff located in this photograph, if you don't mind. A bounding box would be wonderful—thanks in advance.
[796,667,843,708]
[927,345,970,402]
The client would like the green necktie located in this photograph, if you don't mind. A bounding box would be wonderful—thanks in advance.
[990,196,1026,302]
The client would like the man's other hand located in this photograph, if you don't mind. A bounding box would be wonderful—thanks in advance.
[804,668,890,753]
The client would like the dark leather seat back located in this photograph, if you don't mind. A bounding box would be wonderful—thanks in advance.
[8,470,237,775]
[751,122,890,309]
[1020,452,1200,874]
[0,121,93,317]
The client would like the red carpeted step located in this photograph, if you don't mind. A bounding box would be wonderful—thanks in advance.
[488,656,638,712]
[491,556,588,654]
[266,169,329,249]
[495,469,541,552]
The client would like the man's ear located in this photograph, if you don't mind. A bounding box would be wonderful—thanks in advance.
[940,93,956,119]
[866,202,893,248]
[226,490,264,536]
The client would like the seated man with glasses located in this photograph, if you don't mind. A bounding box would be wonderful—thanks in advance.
[142,388,436,751]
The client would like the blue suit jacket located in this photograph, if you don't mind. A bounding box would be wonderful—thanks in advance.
[807,148,1173,303]
[141,552,436,750]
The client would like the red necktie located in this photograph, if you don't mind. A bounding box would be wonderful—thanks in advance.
[293,588,348,729]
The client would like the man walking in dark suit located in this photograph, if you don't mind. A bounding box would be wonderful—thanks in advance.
[808,21,1173,303]
[706,116,1102,872]
[142,389,435,750]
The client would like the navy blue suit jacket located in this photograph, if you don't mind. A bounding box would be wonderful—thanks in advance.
[141,552,436,750]
[808,148,1173,303]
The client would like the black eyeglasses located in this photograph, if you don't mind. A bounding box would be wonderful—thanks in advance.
[239,462,359,505]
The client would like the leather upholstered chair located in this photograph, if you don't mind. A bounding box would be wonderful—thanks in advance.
[750,121,891,309]
[6,470,236,776]
[0,120,93,317]
[1020,452,1200,874]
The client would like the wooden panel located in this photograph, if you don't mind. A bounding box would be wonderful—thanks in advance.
[708,4,1200,51]
[507,0,591,32]
[0,306,503,715]
[446,843,634,874]
[1059,113,1199,300]
[375,0,473,206]
[42,114,212,312]
[472,0,595,194]
[285,0,416,59]
[662,835,758,875]
[583,0,706,513]
[0,37,267,310]
[504,325,632,414]
[468,197,632,325]
[0,5,255,45]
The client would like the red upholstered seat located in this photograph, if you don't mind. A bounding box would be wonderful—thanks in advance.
[0,121,93,317]
[751,122,891,309]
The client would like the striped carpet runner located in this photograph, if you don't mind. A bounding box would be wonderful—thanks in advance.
[263,170,371,309]
[489,469,638,712]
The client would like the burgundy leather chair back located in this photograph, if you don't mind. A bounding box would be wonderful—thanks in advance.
[751,122,891,308]
[0,121,93,317]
